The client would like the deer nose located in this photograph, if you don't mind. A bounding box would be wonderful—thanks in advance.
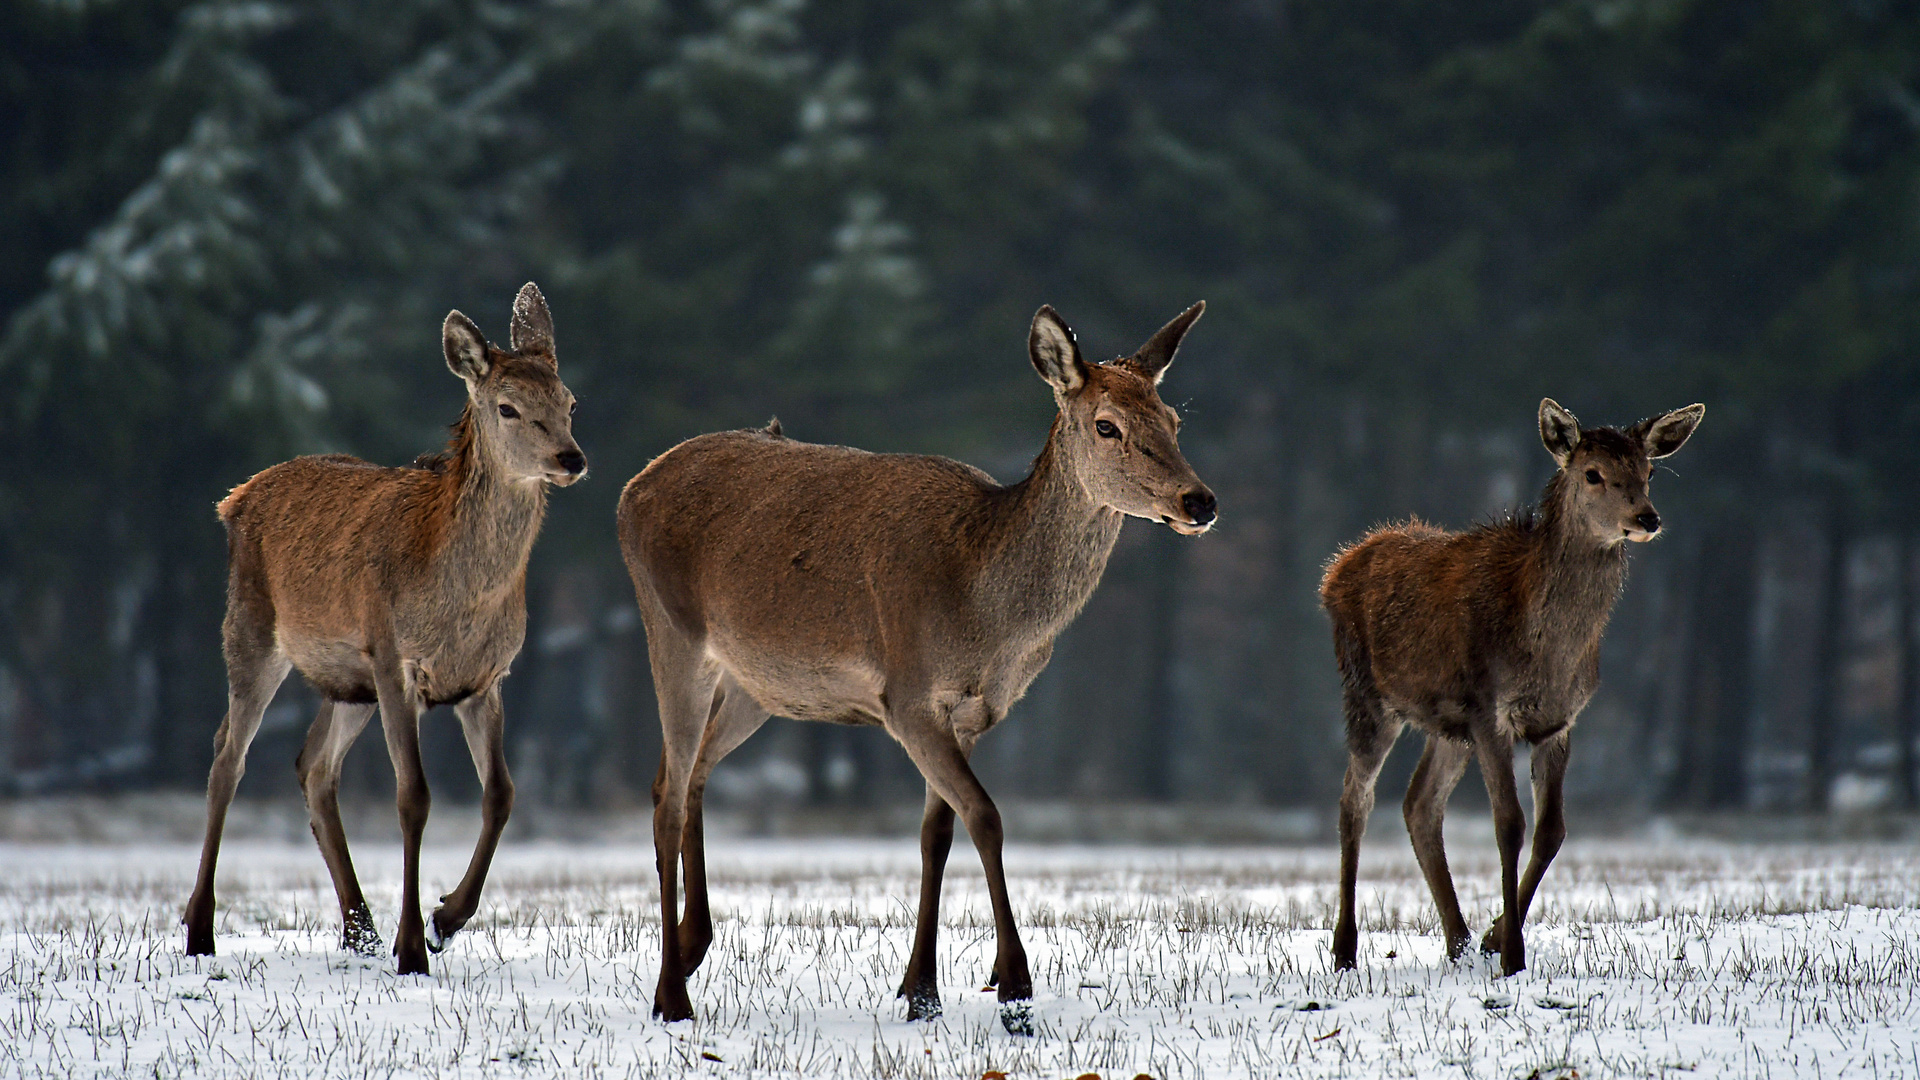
[1635,510,1661,533]
[557,449,586,475]
[1182,489,1217,526]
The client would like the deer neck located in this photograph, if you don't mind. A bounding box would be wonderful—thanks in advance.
[980,416,1125,636]
[1528,471,1629,653]
[430,407,548,596]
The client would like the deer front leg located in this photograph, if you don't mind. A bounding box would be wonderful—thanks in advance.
[1403,734,1474,960]
[888,707,1030,1035]
[898,783,955,1021]
[1333,697,1400,972]
[373,644,431,976]
[295,700,381,956]
[429,684,513,952]
[1470,719,1527,976]
[184,639,290,956]
[1482,729,1570,957]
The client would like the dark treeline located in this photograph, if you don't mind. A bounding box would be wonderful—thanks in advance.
[5,0,1920,817]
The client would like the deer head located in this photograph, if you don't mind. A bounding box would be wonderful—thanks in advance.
[443,283,587,487]
[1029,303,1216,534]
[1540,398,1703,545]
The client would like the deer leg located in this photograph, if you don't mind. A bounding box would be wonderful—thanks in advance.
[678,681,769,976]
[1403,734,1474,960]
[887,710,1031,1035]
[1333,698,1401,972]
[184,641,290,957]
[897,782,955,1020]
[650,648,718,1023]
[428,684,513,952]
[1483,729,1570,956]
[372,644,431,976]
[1470,720,1527,975]
[295,700,380,956]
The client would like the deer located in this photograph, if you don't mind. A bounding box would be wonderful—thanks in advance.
[616,302,1216,1033]
[182,283,585,976]
[1320,398,1703,976]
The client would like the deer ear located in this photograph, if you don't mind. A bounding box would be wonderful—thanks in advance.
[1127,301,1205,385]
[1029,305,1088,394]
[510,281,555,364]
[1636,403,1705,459]
[444,310,490,382]
[1539,398,1581,467]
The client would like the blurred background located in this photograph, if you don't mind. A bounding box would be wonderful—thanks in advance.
[4,0,1920,838]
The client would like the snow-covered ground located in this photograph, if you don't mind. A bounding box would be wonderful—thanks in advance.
[2,831,1916,1078]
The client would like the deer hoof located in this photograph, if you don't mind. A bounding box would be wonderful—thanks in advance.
[395,947,430,976]
[1480,917,1506,956]
[652,979,694,1023]
[342,906,383,957]
[903,987,942,1022]
[999,1001,1034,1037]
[425,911,453,954]
[185,927,216,957]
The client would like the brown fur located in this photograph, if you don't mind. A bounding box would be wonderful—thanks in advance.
[183,284,586,975]
[1320,399,1702,976]
[617,303,1216,1030]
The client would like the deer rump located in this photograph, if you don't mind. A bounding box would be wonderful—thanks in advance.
[620,425,1064,733]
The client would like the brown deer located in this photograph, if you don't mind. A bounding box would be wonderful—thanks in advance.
[617,303,1215,1032]
[182,283,585,976]
[1320,398,1702,976]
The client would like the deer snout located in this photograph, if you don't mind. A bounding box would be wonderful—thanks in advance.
[1626,509,1661,541]
[555,448,587,481]
[1183,489,1217,526]
[1163,487,1216,535]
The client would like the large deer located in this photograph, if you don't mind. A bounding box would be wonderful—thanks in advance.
[1320,399,1702,976]
[182,284,585,975]
[617,303,1216,1032]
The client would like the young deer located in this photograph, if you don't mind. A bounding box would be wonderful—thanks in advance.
[617,303,1216,1032]
[182,284,585,975]
[1320,399,1703,976]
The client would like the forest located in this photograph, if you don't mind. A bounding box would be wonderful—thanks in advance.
[4,0,1919,821]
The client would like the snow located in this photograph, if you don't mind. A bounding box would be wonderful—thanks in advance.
[2,831,1917,1078]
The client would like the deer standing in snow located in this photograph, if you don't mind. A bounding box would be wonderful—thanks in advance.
[1320,399,1702,975]
[183,283,585,975]
[617,303,1216,1031]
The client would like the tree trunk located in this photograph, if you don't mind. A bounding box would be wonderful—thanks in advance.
[1668,516,1756,809]
[1804,507,1851,812]
[1898,532,1919,810]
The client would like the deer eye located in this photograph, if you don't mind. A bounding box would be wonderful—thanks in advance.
[1095,419,1120,439]
[1584,468,1601,484]
[569,401,578,416]
[498,403,520,420]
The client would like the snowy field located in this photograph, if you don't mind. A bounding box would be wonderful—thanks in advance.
[1,831,1917,1078]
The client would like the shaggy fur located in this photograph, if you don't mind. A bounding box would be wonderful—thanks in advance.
[1320,399,1702,976]
[184,284,585,976]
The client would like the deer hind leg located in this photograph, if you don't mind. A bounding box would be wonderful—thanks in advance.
[648,641,718,1022]
[677,677,770,976]
[295,700,380,955]
[184,618,290,957]
[1333,693,1401,972]
[887,701,1031,1035]
[428,683,514,953]
[1469,716,1527,976]
[1483,728,1570,959]
[1403,733,1474,960]
[897,782,955,1021]
[372,640,431,976]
